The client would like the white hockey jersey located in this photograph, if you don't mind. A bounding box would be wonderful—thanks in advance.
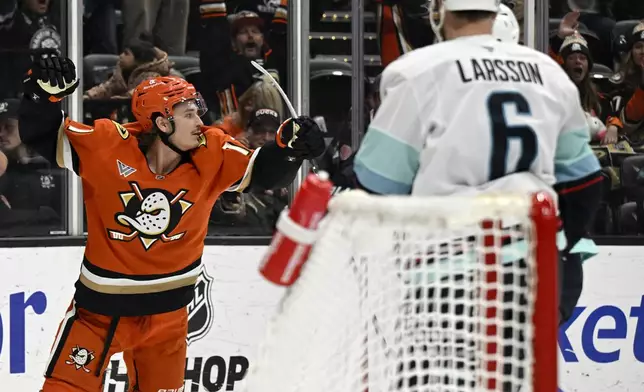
[354,34,601,198]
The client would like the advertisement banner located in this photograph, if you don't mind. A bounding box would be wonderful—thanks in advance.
[0,246,284,392]
[557,246,644,392]
[1,245,643,391]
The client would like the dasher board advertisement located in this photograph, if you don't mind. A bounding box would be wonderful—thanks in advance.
[0,245,643,391]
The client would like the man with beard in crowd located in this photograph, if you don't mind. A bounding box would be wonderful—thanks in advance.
[199,1,287,122]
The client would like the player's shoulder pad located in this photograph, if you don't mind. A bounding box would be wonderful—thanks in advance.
[201,125,226,137]
[199,126,254,157]
[379,55,425,97]
[385,42,446,78]
[110,120,131,140]
[199,125,241,149]
[523,47,577,92]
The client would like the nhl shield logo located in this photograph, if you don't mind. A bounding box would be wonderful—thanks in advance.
[187,266,214,345]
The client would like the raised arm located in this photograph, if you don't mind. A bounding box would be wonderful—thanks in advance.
[19,54,134,177]
[18,54,79,168]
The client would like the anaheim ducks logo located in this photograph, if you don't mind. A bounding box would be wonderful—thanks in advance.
[107,182,194,250]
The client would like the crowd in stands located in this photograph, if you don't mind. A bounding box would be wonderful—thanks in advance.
[545,2,644,235]
[3,0,644,237]
[0,0,290,236]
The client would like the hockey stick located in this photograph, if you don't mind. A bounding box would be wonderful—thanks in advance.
[250,61,321,173]
[251,61,299,118]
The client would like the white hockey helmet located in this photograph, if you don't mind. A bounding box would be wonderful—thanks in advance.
[429,0,501,42]
[493,3,520,43]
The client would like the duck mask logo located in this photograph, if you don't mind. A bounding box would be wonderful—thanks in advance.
[107,182,194,250]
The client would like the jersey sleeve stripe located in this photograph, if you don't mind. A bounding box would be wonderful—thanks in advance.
[67,123,94,134]
[226,147,261,192]
[354,127,420,194]
[55,113,76,172]
[354,161,412,194]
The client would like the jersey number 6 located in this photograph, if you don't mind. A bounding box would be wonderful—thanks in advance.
[487,92,537,182]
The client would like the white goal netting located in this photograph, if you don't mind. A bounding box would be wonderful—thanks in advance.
[244,191,558,392]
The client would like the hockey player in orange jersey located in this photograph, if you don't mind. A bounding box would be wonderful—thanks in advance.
[18,53,326,392]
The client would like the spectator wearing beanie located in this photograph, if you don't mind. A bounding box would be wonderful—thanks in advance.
[84,33,173,100]
[245,108,281,149]
[560,34,600,112]
[560,33,622,145]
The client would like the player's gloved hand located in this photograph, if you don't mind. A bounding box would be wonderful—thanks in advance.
[276,116,326,159]
[24,53,79,103]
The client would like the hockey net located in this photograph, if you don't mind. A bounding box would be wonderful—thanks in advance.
[244,191,559,392]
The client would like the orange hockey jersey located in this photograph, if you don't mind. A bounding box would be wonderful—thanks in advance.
[55,118,256,316]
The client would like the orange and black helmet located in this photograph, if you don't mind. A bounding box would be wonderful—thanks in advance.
[132,76,207,130]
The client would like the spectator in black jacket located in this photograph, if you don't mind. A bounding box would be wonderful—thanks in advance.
[0,98,63,236]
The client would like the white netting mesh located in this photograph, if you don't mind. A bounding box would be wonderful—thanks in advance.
[244,191,541,392]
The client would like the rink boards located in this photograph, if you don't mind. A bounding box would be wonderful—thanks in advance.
[0,245,642,392]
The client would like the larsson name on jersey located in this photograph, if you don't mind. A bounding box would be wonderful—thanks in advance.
[456,58,543,86]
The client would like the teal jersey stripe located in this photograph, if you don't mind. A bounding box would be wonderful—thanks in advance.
[555,128,600,183]
[555,152,601,183]
[354,162,412,194]
[354,127,420,195]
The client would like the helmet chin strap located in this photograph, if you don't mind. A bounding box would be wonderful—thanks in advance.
[158,118,189,156]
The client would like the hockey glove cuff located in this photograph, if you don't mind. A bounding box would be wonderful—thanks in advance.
[276,116,326,159]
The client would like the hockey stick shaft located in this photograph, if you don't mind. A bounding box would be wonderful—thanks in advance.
[250,61,320,174]
[251,61,299,118]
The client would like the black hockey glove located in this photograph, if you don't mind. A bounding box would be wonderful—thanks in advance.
[23,53,79,104]
[276,116,326,159]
